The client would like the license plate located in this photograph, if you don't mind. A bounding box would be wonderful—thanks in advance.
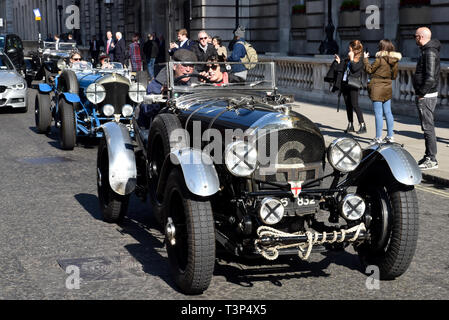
[296,197,316,207]
[281,197,317,208]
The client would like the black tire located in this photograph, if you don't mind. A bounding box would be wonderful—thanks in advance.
[164,167,215,294]
[35,93,51,133]
[147,114,188,224]
[57,70,80,110]
[356,183,419,280]
[58,99,76,150]
[97,136,130,223]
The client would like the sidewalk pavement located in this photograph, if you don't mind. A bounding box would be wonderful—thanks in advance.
[292,99,449,186]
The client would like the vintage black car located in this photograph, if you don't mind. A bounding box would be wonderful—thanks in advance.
[96,61,421,294]
[0,34,25,74]
[31,41,77,84]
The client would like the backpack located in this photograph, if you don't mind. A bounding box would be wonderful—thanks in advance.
[237,41,258,70]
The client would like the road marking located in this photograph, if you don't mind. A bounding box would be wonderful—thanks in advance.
[416,185,449,198]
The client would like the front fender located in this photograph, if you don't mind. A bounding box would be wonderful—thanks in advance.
[101,122,137,195]
[38,83,52,93]
[61,92,81,104]
[366,144,422,186]
[157,148,220,198]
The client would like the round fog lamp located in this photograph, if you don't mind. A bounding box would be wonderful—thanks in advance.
[102,104,115,117]
[259,198,285,225]
[121,104,133,117]
[327,138,363,173]
[340,194,366,221]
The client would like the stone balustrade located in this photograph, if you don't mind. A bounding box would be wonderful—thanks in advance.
[252,55,449,122]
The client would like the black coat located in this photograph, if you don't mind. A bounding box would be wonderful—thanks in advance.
[191,42,217,62]
[112,38,126,65]
[413,39,441,97]
[143,40,159,59]
[326,58,363,92]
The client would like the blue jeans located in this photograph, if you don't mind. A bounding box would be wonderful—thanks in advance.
[373,100,394,139]
[147,58,156,79]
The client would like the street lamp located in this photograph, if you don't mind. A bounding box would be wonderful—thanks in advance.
[319,0,338,55]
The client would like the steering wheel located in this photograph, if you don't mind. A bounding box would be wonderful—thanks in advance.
[174,73,213,84]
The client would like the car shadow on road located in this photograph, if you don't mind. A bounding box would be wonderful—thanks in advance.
[28,126,99,150]
[213,249,364,289]
[74,193,103,220]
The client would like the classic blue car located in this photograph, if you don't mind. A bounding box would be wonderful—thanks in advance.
[34,61,146,150]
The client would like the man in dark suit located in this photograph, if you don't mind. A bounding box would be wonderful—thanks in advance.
[191,30,217,71]
[168,28,193,56]
[105,30,115,62]
[111,32,126,66]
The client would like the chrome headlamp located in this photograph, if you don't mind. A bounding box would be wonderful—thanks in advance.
[225,140,258,177]
[327,138,362,173]
[57,58,67,71]
[102,104,115,117]
[128,83,146,103]
[121,104,133,117]
[86,83,106,104]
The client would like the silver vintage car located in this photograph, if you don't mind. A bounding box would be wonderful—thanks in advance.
[0,51,27,112]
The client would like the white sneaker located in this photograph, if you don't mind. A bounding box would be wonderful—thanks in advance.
[368,138,383,146]
[383,136,395,143]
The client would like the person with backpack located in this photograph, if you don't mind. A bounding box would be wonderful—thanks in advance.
[227,25,257,82]
[363,39,402,145]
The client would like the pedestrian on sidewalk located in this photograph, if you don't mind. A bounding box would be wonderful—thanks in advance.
[413,27,441,170]
[363,39,402,145]
[334,40,367,134]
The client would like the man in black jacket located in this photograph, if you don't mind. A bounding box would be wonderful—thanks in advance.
[413,27,441,170]
[111,32,126,66]
[191,30,217,71]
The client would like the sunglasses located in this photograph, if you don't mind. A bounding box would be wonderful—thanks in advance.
[207,64,219,71]
[72,57,81,61]
[199,37,208,40]
[181,64,194,69]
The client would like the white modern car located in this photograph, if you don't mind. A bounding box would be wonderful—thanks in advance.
[0,51,27,112]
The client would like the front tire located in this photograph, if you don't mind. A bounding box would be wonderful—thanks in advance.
[97,136,130,223]
[58,99,76,150]
[35,93,51,133]
[164,168,215,295]
[357,184,419,280]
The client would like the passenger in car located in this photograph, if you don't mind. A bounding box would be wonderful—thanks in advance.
[199,54,229,86]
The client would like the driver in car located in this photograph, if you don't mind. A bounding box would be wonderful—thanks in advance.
[137,49,198,129]
[146,48,197,94]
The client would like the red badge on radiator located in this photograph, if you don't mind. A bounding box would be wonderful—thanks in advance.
[289,181,303,198]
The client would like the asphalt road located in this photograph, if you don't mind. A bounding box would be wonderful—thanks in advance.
[0,88,448,301]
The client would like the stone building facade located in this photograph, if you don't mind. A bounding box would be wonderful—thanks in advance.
[1,0,448,60]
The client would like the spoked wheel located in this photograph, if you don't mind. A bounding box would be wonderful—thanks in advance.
[164,167,215,295]
[58,99,76,150]
[97,136,130,223]
[356,183,419,280]
[35,93,51,133]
